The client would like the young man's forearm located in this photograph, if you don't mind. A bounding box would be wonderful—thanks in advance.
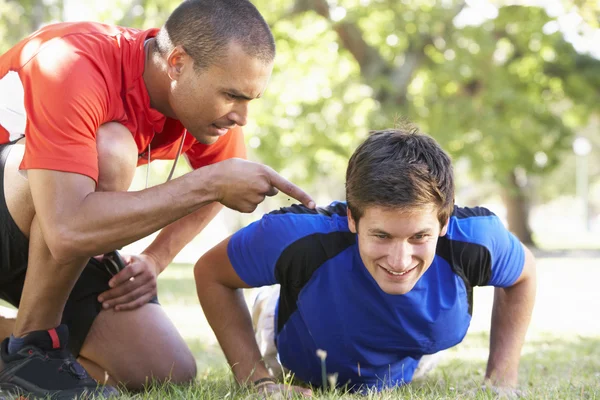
[143,202,223,271]
[486,271,536,387]
[197,282,271,384]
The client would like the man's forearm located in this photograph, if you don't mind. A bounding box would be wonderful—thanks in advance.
[30,168,219,263]
[486,276,536,387]
[143,202,223,271]
[197,282,271,385]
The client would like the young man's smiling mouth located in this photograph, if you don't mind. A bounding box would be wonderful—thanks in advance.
[379,264,417,277]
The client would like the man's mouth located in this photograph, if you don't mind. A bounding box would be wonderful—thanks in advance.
[209,124,233,136]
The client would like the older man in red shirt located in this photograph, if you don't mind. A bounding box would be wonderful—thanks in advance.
[0,0,314,398]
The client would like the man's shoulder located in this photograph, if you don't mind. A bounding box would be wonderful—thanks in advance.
[33,21,144,42]
[10,22,153,70]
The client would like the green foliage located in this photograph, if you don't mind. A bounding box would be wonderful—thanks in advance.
[247,2,600,190]
[3,0,599,202]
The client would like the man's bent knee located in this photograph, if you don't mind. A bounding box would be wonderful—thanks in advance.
[78,305,197,389]
[96,122,137,192]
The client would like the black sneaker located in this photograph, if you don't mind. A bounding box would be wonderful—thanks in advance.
[0,324,118,399]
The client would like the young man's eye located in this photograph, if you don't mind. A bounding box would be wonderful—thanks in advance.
[374,234,388,239]
[412,234,429,241]
[225,93,237,100]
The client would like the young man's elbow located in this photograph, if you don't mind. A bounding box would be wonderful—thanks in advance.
[194,257,213,288]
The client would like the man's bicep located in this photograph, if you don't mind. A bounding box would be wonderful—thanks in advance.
[28,169,96,235]
[195,236,251,289]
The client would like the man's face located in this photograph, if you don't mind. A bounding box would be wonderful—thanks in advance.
[348,205,448,295]
[168,42,273,145]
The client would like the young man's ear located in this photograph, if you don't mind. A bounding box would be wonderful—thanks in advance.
[347,207,358,234]
[440,217,450,236]
[166,45,188,80]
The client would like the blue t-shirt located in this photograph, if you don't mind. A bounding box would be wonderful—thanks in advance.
[227,202,524,391]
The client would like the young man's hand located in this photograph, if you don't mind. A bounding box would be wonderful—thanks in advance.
[255,382,312,399]
[207,159,315,213]
[97,253,162,311]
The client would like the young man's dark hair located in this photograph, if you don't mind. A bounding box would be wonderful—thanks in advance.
[155,0,276,71]
[346,128,455,228]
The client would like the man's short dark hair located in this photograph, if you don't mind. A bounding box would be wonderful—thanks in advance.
[346,127,455,228]
[155,0,275,71]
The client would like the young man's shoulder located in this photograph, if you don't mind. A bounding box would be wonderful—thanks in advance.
[446,205,505,238]
[268,201,348,217]
[438,204,524,288]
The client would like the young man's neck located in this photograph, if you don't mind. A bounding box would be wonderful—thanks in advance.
[143,38,176,118]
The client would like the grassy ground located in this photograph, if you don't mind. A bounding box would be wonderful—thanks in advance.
[116,333,600,399]
[112,256,600,399]
[2,257,599,399]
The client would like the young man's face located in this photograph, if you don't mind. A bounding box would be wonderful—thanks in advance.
[348,205,448,295]
[168,41,273,145]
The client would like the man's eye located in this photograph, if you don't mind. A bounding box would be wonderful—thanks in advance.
[225,93,236,100]
[375,234,388,239]
[413,234,429,240]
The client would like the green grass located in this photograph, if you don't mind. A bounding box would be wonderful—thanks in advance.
[3,260,599,399]
[106,260,600,399]
[106,332,600,399]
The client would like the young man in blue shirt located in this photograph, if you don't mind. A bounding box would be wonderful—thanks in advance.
[195,128,536,397]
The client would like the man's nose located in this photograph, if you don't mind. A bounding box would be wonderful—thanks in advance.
[228,103,248,127]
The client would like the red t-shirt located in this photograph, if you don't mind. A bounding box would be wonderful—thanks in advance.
[0,22,245,183]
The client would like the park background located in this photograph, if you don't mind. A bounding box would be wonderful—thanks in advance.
[1,0,599,398]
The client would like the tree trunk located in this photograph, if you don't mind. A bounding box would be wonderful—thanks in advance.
[501,170,535,247]
[30,0,45,31]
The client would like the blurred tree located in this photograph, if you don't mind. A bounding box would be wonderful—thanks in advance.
[0,0,63,52]
[242,0,600,245]
[3,0,599,245]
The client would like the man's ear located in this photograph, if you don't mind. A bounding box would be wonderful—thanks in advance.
[347,207,358,234]
[166,45,188,80]
[440,217,450,237]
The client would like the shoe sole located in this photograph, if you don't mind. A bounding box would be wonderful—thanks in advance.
[0,382,113,400]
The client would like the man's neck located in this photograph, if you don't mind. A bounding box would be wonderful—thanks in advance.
[143,39,176,118]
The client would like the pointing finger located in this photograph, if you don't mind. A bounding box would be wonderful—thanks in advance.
[267,170,315,209]
[265,186,279,197]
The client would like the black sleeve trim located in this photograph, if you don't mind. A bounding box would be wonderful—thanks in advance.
[274,231,355,333]
[436,236,492,315]
[268,202,348,217]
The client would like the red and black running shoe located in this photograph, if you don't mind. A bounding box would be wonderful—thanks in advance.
[0,324,117,399]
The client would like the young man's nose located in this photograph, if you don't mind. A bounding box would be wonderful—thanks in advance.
[388,242,413,270]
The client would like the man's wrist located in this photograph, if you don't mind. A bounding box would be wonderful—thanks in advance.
[141,250,168,275]
[190,164,222,203]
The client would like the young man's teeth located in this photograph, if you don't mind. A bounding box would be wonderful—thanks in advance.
[386,267,409,276]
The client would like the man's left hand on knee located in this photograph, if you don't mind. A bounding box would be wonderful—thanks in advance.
[97,253,161,311]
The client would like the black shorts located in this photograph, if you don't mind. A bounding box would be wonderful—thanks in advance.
[0,142,158,357]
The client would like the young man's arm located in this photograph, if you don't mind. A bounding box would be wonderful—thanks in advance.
[485,244,536,390]
[195,237,311,397]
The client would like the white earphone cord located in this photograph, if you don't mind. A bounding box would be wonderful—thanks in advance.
[144,130,187,189]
